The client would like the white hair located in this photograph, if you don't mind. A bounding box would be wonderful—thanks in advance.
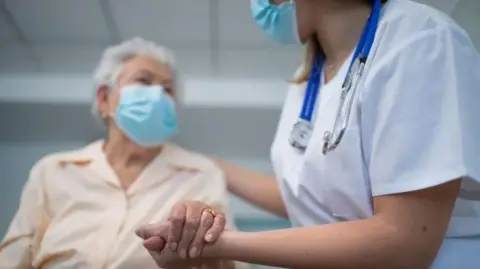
[91,37,177,122]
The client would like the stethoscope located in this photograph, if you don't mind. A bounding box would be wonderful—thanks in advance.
[289,0,381,155]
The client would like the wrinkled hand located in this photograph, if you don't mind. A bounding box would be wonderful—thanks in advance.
[165,201,226,259]
[136,222,188,268]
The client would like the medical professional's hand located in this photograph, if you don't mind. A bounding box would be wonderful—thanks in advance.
[166,201,226,259]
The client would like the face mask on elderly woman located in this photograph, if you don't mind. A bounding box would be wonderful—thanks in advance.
[112,84,178,147]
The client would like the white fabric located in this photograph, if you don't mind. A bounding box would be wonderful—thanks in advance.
[270,0,480,267]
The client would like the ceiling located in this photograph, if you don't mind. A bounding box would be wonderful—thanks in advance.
[0,0,479,77]
[0,0,302,77]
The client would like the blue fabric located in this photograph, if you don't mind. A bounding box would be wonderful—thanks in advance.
[250,0,299,44]
[115,84,178,147]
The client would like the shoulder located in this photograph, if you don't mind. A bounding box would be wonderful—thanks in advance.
[23,146,90,194]
[364,0,479,93]
[29,142,99,179]
[167,144,224,179]
[30,150,83,175]
[167,144,230,202]
[374,0,473,64]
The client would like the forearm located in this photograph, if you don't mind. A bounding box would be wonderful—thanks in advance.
[166,258,235,269]
[224,166,286,217]
[198,259,235,269]
[204,217,432,269]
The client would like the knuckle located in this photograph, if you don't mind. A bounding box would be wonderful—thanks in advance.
[217,214,226,223]
[191,241,202,250]
[169,215,185,225]
[202,216,214,228]
[186,217,200,228]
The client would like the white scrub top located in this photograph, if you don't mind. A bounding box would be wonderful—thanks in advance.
[270,0,480,267]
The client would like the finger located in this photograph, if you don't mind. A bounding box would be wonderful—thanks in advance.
[177,203,203,259]
[136,223,166,240]
[143,236,166,251]
[167,203,187,252]
[205,212,226,243]
[147,250,164,268]
[189,210,215,258]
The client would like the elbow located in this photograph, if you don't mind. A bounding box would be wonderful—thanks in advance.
[385,239,443,269]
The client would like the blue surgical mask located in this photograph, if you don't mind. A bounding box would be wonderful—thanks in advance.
[114,84,178,148]
[250,0,300,45]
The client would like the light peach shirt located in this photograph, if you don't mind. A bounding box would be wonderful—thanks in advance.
[0,141,247,269]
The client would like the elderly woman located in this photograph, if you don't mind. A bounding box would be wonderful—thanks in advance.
[0,38,245,269]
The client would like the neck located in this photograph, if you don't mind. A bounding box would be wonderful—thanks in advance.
[313,1,372,65]
[103,127,162,167]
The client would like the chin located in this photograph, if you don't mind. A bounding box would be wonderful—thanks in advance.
[297,29,313,44]
[299,37,309,44]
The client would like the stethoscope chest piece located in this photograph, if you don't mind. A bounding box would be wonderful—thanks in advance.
[288,0,381,155]
[289,120,314,151]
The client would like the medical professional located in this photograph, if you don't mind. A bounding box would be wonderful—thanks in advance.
[136,0,480,268]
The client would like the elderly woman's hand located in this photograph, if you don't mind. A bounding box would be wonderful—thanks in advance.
[136,223,201,268]
[166,201,227,259]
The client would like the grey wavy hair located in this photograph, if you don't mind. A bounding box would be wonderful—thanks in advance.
[91,37,178,123]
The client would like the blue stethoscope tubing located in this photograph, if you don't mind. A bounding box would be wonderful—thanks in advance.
[293,0,382,154]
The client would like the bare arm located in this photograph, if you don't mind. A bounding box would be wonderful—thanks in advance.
[215,158,287,218]
[203,180,460,269]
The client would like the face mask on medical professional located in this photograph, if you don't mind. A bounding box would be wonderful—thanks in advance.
[114,84,178,148]
[250,0,301,45]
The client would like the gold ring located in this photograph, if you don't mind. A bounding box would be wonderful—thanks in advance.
[202,208,216,218]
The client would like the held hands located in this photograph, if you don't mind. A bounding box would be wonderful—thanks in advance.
[135,201,227,267]
[165,201,226,259]
[136,223,180,267]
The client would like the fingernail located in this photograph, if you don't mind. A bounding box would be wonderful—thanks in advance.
[170,242,177,252]
[205,233,213,242]
[189,247,199,258]
[179,249,187,259]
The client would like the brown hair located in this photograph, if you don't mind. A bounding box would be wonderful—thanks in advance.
[291,0,389,84]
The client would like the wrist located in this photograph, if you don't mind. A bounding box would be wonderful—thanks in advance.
[202,231,237,259]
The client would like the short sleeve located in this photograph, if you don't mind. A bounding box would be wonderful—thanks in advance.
[0,159,49,268]
[361,26,480,197]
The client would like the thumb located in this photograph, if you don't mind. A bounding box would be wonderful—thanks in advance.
[135,223,168,240]
[143,236,166,251]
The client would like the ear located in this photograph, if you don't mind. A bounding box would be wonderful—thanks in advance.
[96,84,110,117]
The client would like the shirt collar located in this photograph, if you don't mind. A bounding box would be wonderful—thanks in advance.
[56,140,204,172]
